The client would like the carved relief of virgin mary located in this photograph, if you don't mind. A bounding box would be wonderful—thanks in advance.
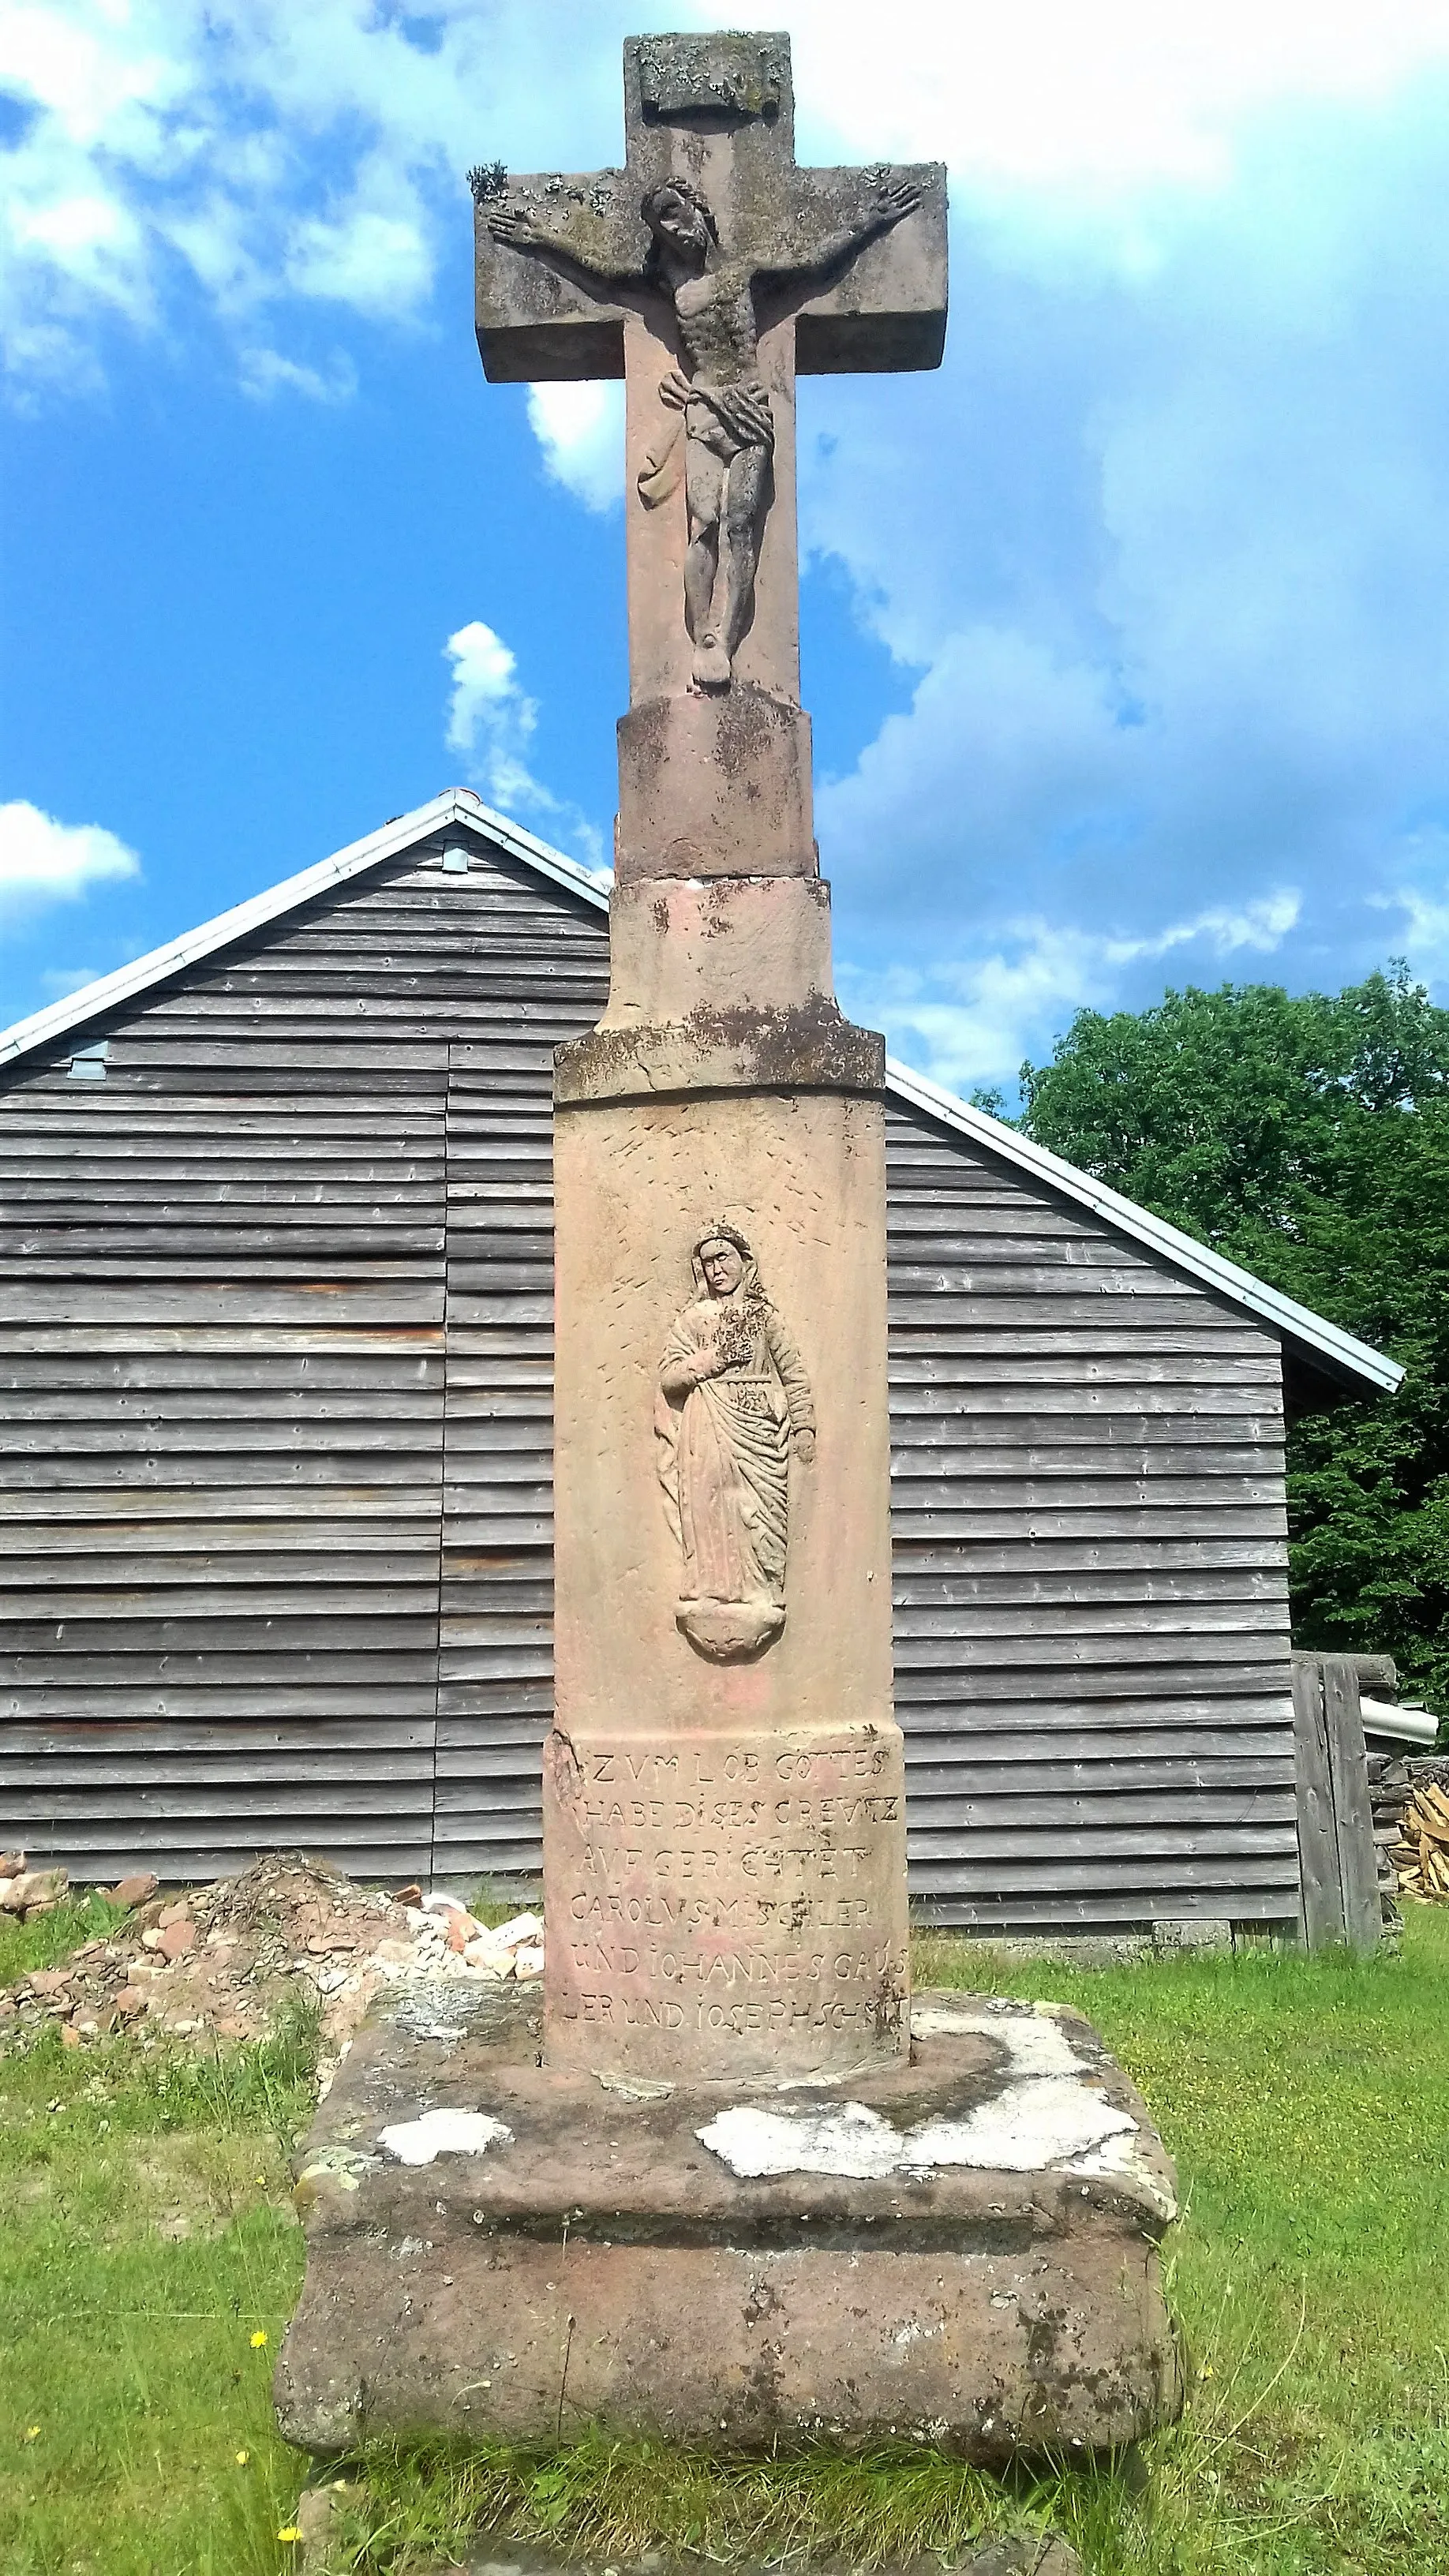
[654,1226,814,1660]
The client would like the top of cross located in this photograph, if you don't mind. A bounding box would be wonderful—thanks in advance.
[473,31,945,388]
[470,32,945,739]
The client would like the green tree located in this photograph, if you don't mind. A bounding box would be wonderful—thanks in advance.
[1018,966,1449,1717]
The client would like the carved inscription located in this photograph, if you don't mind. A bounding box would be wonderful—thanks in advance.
[655,1226,813,1661]
[548,1732,908,2050]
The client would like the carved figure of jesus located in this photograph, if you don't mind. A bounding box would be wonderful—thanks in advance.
[655,1226,814,1659]
[485,175,921,689]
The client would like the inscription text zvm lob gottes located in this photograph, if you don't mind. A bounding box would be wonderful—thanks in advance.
[547,1729,909,2049]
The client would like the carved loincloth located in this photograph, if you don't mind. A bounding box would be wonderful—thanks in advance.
[638,378,773,505]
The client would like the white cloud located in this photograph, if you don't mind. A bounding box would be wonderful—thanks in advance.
[841,930,1105,1094]
[800,66,1449,1066]
[526,381,623,514]
[841,890,1301,1091]
[0,801,141,910]
[1376,869,1449,991]
[0,0,631,392]
[238,345,357,404]
[285,197,432,316]
[444,618,540,809]
[781,0,1449,189]
[39,962,101,999]
[1108,891,1302,964]
[16,193,125,254]
[442,620,607,875]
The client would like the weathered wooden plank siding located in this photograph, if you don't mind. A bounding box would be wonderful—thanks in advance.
[0,829,606,1883]
[2,823,1299,1927]
[886,1106,1297,1930]
[432,911,610,1883]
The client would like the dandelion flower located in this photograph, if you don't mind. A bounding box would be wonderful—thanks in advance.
[235,2449,250,2466]
[277,2529,303,2544]
[250,2329,268,2348]
[23,2427,39,2442]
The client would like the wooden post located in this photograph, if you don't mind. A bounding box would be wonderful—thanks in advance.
[1292,1656,1345,1947]
[1291,1653,1380,1951]
[1322,1656,1382,1950]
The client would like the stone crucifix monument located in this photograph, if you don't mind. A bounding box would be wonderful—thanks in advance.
[477,28,943,2085]
[278,32,1181,2462]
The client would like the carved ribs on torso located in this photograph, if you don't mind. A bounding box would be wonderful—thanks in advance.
[672,265,760,387]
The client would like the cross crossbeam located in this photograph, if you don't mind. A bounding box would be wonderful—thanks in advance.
[472,32,945,703]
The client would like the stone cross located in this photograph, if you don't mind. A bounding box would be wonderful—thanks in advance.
[470,34,947,2087]
[278,41,1177,2474]
[473,31,945,708]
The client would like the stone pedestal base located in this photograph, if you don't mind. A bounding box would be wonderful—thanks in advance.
[275,1983,1181,2460]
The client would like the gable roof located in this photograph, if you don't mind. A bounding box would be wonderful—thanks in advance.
[0,787,1402,1398]
[0,790,604,1073]
[885,1058,1402,1395]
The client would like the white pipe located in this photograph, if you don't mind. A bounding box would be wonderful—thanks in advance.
[1361,1696,1441,1747]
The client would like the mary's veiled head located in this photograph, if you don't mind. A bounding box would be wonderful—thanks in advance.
[691,1225,759,1301]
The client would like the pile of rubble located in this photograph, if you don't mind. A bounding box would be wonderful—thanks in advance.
[0,1855,71,1919]
[0,1852,543,2057]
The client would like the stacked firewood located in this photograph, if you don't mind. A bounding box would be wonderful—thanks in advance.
[1366,1754,1411,1926]
[1390,1772,1449,1903]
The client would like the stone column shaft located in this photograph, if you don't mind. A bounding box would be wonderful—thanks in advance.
[544,859,909,2084]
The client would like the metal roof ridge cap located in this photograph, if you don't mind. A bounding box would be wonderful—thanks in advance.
[450,791,611,909]
[882,1053,1404,1394]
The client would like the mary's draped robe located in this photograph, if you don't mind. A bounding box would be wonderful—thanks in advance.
[656,1286,813,1656]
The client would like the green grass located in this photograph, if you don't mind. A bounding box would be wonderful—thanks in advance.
[0,1890,135,1986]
[2,1907,1446,2575]
[464,1882,541,1931]
[0,1903,318,2576]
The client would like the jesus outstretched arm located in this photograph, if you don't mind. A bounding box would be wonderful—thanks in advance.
[481,200,646,295]
[481,168,925,693]
[757,178,924,294]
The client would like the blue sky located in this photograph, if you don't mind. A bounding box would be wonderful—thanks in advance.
[6,2,1449,1095]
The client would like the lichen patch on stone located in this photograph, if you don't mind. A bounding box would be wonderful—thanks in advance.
[912,2000,1083,2076]
[1065,2127,1180,2222]
[296,2144,381,2193]
[595,2070,675,2102]
[376,2109,514,2166]
[908,2079,1133,2173]
[698,2003,1140,2181]
[697,2100,901,2180]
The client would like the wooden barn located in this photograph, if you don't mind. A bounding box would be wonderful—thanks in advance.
[0,790,1399,1936]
